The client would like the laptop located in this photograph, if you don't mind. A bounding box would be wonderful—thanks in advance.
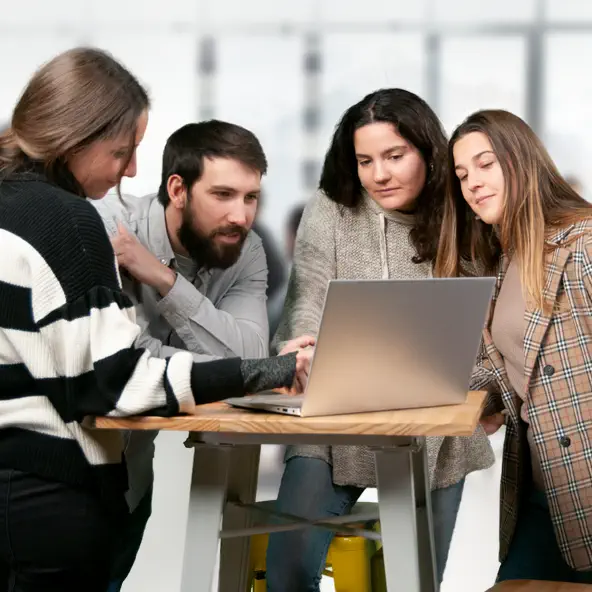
[225,277,495,417]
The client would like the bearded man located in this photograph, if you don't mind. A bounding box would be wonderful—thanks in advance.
[92,120,270,591]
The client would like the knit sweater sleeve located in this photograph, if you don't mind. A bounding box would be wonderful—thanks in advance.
[272,191,338,352]
[22,197,295,420]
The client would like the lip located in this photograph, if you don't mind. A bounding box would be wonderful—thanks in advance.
[475,194,494,205]
[375,187,401,194]
[217,233,242,244]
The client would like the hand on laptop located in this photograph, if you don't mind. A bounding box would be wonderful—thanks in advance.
[279,335,316,355]
[292,347,314,394]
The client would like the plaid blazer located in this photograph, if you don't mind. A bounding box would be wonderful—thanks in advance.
[477,218,592,571]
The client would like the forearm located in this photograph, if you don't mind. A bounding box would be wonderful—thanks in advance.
[156,273,268,358]
[190,352,297,404]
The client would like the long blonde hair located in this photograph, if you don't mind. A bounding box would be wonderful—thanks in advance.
[0,47,149,195]
[434,109,592,311]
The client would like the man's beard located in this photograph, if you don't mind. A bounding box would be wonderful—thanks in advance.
[177,206,248,270]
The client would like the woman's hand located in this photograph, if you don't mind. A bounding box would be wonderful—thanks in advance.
[292,347,314,394]
[279,335,316,355]
[480,412,506,435]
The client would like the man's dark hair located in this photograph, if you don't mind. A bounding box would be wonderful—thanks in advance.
[157,120,267,207]
[319,88,448,264]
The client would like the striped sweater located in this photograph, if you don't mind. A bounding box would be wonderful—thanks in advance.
[0,170,296,506]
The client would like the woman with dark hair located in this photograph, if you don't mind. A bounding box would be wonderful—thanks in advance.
[0,47,310,592]
[436,109,592,584]
[266,88,495,591]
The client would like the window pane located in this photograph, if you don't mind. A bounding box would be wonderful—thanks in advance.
[0,37,78,121]
[545,0,592,22]
[203,0,317,25]
[435,0,536,23]
[321,33,426,148]
[439,36,527,134]
[91,33,198,197]
[1,1,84,25]
[544,34,592,201]
[216,35,305,233]
[91,0,200,25]
[320,0,427,24]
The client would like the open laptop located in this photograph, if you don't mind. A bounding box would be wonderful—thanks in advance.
[225,277,495,417]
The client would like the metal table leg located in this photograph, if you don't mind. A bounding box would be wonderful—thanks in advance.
[374,439,437,592]
[180,444,230,592]
[218,444,260,592]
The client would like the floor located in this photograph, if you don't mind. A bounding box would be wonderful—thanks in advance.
[123,428,505,591]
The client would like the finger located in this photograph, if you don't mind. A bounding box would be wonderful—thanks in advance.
[117,222,130,237]
[296,335,316,348]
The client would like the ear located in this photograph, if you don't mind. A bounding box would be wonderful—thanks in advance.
[167,174,188,210]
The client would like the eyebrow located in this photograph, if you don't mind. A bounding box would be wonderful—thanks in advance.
[210,185,260,194]
[355,144,407,159]
[454,150,495,170]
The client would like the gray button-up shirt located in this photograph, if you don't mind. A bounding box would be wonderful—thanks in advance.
[91,193,269,509]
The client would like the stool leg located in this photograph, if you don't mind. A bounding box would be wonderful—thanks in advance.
[330,536,372,592]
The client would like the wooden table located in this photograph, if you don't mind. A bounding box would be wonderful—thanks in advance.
[488,581,592,591]
[92,391,487,592]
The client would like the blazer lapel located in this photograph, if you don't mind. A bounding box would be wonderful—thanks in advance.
[523,244,571,390]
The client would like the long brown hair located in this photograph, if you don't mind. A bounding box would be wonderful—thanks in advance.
[0,47,149,196]
[435,109,592,311]
[319,88,448,264]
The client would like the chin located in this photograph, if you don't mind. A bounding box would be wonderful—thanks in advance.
[87,189,110,200]
[372,193,415,212]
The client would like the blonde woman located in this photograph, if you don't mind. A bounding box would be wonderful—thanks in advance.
[0,48,309,591]
[436,109,592,584]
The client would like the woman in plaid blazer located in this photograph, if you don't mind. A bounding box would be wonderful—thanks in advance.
[435,109,592,584]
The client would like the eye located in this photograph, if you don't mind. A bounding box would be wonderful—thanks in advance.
[215,191,231,198]
[481,161,493,169]
[456,173,468,182]
[389,154,403,161]
[358,160,371,167]
[113,150,128,159]
[245,194,259,202]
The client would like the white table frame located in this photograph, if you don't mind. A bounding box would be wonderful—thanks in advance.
[180,431,438,592]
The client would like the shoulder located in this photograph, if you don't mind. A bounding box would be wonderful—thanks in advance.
[0,179,119,296]
[231,231,266,277]
[89,192,154,237]
[298,190,348,237]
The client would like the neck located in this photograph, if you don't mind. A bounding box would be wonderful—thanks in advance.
[164,205,188,256]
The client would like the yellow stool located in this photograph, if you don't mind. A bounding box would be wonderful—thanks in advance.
[249,531,374,592]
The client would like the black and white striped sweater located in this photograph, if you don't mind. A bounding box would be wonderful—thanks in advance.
[0,170,296,506]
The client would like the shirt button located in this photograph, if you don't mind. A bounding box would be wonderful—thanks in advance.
[160,259,168,265]
[543,365,555,377]
[559,436,571,448]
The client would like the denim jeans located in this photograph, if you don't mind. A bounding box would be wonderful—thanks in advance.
[497,487,592,584]
[0,468,119,592]
[266,456,465,592]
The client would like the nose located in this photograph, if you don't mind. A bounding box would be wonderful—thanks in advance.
[227,201,248,227]
[372,161,390,184]
[467,168,483,192]
[123,152,137,179]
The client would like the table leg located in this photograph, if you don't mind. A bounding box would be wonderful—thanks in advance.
[180,444,230,592]
[218,444,260,592]
[374,440,437,592]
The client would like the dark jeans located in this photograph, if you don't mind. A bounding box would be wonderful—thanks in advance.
[266,456,465,592]
[497,487,592,584]
[0,468,119,592]
[107,485,153,592]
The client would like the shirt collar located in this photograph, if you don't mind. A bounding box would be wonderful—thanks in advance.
[147,196,175,265]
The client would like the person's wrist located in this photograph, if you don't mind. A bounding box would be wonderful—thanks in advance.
[155,266,177,296]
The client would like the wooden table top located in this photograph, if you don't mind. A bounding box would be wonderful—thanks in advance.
[487,581,592,591]
[90,390,487,437]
